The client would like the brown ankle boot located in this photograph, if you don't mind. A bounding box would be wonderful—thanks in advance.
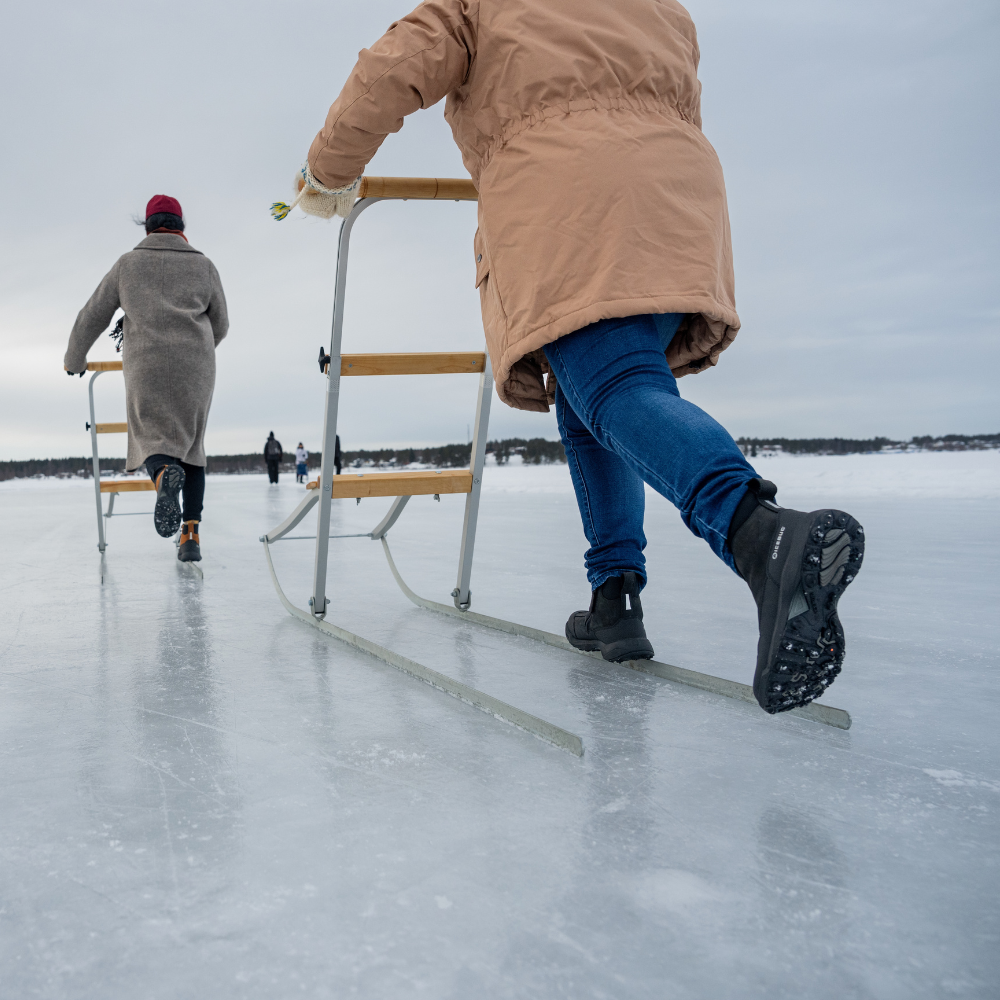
[178,520,201,562]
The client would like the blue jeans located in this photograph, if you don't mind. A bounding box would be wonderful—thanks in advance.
[542,314,758,589]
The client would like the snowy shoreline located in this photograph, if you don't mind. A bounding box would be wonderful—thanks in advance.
[2,448,997,499]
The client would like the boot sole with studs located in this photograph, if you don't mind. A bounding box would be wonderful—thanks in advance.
[756,510,865,714]
[153,465,185,538]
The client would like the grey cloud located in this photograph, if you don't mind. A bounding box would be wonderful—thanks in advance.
[0,0,996,460]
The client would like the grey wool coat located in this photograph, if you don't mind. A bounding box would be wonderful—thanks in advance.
[64,234,228,471]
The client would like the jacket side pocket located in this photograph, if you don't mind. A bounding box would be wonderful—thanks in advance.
[473,228,490,289]
[474,229,507,332]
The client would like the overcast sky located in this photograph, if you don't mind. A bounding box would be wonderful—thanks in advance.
[1,0,997,461]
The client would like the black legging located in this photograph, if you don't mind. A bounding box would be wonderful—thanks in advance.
[145,454,206,522]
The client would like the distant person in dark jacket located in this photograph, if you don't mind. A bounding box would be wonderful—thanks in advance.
[265,432,282,484]
[334,434,342,475]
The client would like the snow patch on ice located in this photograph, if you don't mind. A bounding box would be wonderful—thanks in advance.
[482,450,1000,499]
[481,465,575,495]
[924,769,1000,791]
[744,450,1000,500]
[633,869,723,915]
[598,796,628,814]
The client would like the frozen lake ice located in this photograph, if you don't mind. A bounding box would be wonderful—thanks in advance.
[2,450,998,998]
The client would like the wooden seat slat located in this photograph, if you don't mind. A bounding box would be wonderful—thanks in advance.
[99,480,155,493]
[95,422,128,434]
[307,469,473,499]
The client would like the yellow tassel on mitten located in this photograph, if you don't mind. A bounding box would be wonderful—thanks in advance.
[270,165,362,221]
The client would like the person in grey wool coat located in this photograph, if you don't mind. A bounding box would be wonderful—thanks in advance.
[64,195,228,562]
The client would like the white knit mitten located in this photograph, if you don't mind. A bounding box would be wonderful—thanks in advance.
[270,165,361,221]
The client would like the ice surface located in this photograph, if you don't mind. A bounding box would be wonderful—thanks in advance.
[2,451,998,998]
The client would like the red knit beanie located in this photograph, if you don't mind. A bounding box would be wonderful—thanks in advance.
[145,195,183,219]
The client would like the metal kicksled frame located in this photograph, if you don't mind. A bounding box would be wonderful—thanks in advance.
[262,176,850,756]
[82,361,156,554]
[76,361,202,581]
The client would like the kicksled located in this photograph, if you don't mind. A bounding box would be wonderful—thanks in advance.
[262,176,851,757]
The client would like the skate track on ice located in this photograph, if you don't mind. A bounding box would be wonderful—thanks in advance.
[1,450,998,998]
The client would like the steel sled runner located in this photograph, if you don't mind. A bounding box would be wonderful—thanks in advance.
[262,176,851,758]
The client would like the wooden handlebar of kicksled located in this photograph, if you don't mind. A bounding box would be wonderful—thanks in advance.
[358,177,478,201]
[62,362,124,371]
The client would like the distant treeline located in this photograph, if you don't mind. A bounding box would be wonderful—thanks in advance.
[4,433,994,482]
[0,453,321,481]
[909,434,1000,450]
[488,438,567,464]
[0,438,566,481]
[0,457,128,481]
[339,437,566,468]
[341,443,473,469]
[737,434,1000,456]
[204,453,321,475]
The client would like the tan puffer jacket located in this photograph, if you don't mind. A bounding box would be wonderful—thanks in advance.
[309,0,738,411]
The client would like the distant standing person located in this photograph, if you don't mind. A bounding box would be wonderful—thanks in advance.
[295,442,308,483]
[64,194,228,563]
[265,432,282,484]
[334,434,342,476]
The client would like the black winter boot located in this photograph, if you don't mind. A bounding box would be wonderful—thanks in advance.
[177,520,201,562]
[729,479,865,714]
[565,572,655,663]
[153,464,185,538]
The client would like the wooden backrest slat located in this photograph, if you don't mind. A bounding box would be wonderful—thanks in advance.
[340,352,485,377]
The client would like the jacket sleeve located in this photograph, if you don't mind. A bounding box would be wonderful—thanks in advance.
[64,259,121,372]
[207,261,229,346]
[308,0,478,187]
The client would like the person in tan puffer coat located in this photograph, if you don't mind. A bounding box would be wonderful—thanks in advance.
[295,0,866,716]
[308,0,736,407]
